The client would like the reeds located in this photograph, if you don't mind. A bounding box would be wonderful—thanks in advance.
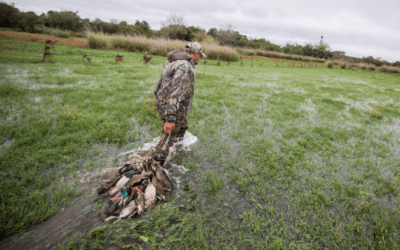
[237,48,325,63]
[0,30,89,48]
[379,65,400,74]
[86,31,239,61]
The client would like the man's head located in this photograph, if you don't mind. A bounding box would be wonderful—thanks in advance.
[185,42,207,62]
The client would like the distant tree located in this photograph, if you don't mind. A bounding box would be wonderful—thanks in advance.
[20,11,39,32]
[315,42,330,58]
[58,11,80,31]
[393,61,400,67]
[207,28,217,38]
[45,11,59,28]
[110,19,118,33]
[332,51,346,60]
[91,18,104,32]
[0,2,21,29]
[135,20,150,31]
[160,14,187,40]
[119,21,128,26]
[292,44,304,55]
[361,56,383,66]
[161,13,186,27]
[215,25,236,45]
[282,43,292,54]
[302,43,314,56]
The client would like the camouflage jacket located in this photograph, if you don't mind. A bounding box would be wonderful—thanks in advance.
[155,51,196,123]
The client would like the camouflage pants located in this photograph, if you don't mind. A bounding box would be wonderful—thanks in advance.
[153,117,188,163]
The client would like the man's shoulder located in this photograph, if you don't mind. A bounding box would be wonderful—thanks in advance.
[163,60,194,73]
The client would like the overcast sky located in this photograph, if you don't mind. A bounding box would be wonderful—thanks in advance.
[10,0,400,62]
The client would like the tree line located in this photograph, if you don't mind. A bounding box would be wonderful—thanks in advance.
[0,2,398,66]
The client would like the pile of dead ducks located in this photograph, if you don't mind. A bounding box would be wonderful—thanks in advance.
[97,156,173,224]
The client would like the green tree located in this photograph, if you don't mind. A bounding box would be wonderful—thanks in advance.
[392,61,400,67]
[0,2,21,29]
[207,28,217,38]
[135,20,150,31]
[20,11,39,32]
[160,14,187,40]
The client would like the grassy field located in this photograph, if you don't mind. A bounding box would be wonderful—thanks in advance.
[1,36,400,249]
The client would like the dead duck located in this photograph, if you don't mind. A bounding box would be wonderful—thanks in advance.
[136,187,145,215]
[151,175,166,200]
[119,163,136,175]
[109,176,129,196]
[143,49,152,64]
[105,199,138,224]
[123,187,138,207]
[104,196,122,216]
[155,165,173,191]
[123,172,143,190]
[144,182,157,210]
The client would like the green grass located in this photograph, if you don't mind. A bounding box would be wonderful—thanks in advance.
[1,37,400,249]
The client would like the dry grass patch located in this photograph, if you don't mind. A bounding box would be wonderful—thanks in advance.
[86,31,239,61]
[0,31,89,48]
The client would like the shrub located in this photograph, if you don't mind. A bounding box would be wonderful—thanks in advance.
[333,61,339,66]
[87,33,108,49]
[340,63,347,69]
[32,26,44,34]
[33,27,75,38]
[74,32,85,38]
[380,66,400,74]
[247,50,255,56]
[390,68,399,74]
[110,37,128,49]
[327,62,334,68]
[368,65,376,71]
[55,30,73,38]
[361,65,367,70]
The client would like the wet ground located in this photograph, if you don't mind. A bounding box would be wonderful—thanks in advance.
[0,191,101,250]
[0,134,197,250]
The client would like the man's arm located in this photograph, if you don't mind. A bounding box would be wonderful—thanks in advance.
[154,77,162,97]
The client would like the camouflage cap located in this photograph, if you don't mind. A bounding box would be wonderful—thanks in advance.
[185,42,207,59]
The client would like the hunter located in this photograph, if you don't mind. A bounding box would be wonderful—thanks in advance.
[153,42,207,165]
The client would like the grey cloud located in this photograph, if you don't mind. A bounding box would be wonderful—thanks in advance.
[11,0,400,62]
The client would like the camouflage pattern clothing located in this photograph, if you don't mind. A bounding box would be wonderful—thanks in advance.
[153,50,196,163]
[154,50,196,123]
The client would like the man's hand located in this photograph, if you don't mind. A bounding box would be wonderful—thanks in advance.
[164,123,175,133]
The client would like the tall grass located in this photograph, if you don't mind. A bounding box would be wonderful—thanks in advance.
[326,61,334,69]
[0,30,89,48]
[237,48,326,63]
[87,32,109,50]
[86,31,239,61]
[380,65,400,74]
